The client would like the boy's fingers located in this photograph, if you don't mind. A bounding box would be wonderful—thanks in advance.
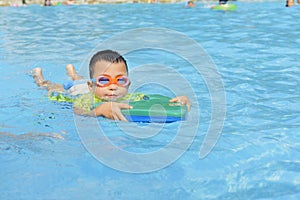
[169,97,191,111]
[118,103,133,109]
[117,112,128,122]
[110,103,130,122]
[184,99,191,111]
[186,102,191,111]
[169,98,177,103]
[117,103,130,121]
[112,109,128,122]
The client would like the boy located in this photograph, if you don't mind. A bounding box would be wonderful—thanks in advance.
[33,50,190,122]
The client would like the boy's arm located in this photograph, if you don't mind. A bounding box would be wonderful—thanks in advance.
[93,102,132,122]
[73,102,132,121]
[72,94,97,116]
[73,106,97,117]
[169,96,191,111]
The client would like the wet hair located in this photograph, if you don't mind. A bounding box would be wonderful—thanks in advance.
[219,0,228,4]
[89,50,128,78]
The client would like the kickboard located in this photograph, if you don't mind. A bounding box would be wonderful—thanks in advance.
[121,94,188,123]
[212,4,237,11]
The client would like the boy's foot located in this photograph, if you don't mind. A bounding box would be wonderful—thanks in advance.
[66,64,82,80]
[32,67,50,87]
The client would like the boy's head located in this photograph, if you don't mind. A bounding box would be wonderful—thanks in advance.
[88,50,130,101]
[89,50,128,79]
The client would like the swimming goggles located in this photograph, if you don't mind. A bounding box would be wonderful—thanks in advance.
[92,75,130,87]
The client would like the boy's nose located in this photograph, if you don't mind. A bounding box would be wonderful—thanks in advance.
[108,84,118,90]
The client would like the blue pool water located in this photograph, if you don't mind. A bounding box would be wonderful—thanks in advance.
[1,1,300,199]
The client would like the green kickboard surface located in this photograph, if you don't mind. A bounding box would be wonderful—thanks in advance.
[121,94,187,118]
[212,4,237,11]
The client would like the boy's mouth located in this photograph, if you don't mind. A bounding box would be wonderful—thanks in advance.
[105,94,118,99]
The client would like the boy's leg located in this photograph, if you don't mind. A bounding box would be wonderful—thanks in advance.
[65,64,89,95]
[66,64,83,81]
[32,67,51,87]
[32,67,64,92]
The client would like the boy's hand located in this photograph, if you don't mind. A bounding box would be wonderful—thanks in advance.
[95,102,132,122]
[169,96,191,111]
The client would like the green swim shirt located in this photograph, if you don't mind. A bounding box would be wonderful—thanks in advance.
[73,92,146,112]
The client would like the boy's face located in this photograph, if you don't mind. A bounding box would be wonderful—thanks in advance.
[88,60,129,101]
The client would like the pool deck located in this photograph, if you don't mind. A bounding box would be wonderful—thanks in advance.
[1,0,185,6]
[0,0,278,7]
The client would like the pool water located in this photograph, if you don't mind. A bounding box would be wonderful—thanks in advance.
[1,1,300,199]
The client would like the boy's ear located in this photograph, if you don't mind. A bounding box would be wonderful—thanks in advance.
[87,80,94,92]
